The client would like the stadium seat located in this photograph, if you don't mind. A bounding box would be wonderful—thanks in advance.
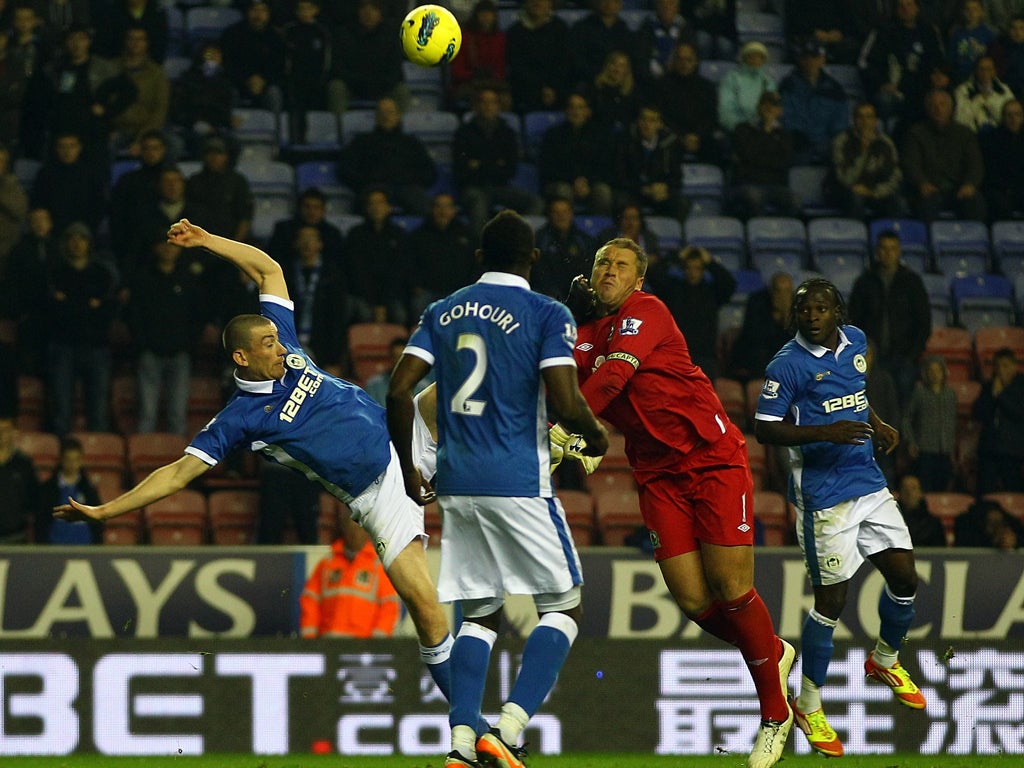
[752,251,804,277]
[982,492,1024,519]
[556,489,596,548]
[404,110,460,148]
[145,490,208,545]
[807,218,869,262]
[718,303,745,335]
[509,161,539,195]
[164,54,190,81]
[924,491,974,544]
[281,110,341,153]
[949,379,981,423]
[991,220,1024,275]
[733,268,766,298]
[17,431,59,474]
[187,376,225,421]
[921,272,952,328]
[103,510,142,545]
[577,215,613,240]
[747,216,807,257]
[714,377,747,429]
[813,252,863,297]
[585,468,636,497]
[325,213,364,236]
[645,216,683,255]
[698,59,737,83]
[745,437,767,490]
[232,108,279,147]
[951,274,1014,333]
[16,375,45,431]
[593,485,642,546]
[736,11,786,47]
[402,60,443,100]
[13,158,40,189]
[391,214,423,232]
[238,160,295,199]
[339,109,377,144]
[110,159,139,187]
[184,5,242,42]
[829,64,864,99]
[521,110,564,159]
[619,8,648,30]
[924,326,974,381]
[127,433,190,482]
[251,195,293,243]
[931,220,990,277]
[208,489,260,546]
[599,430,629,471]
[745,379,766,424]
[685,215,745,269]
[295,161,353,207]
[348,322,407,360]
[87,469,124,503]
[70,432,126,473]
[754,490,791,546]
[974,326,1024,380]
[789,166,839,217]
[683,163,725,216]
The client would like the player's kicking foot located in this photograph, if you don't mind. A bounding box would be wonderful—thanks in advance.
[791,697,844,757]
[747,703,794,768]
[778,638,796,697]
[864,651,926,709]
[477,728,528,768]
[446,749,484,767]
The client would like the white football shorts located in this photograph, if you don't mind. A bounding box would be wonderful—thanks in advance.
[436,494,584,604]
[795,487,913,586]
[348,443,427,570]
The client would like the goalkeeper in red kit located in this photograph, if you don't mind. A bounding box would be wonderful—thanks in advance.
[553,238,794,768]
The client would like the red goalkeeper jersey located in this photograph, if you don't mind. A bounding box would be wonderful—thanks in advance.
[575,290,734,474]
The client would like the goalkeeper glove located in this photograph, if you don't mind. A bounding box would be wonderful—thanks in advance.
[565,434,604,475]
[548,423,574,474]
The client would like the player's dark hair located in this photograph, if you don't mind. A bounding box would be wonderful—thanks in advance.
[594,237,649,278]
[223,314,273,355]
[994,346,1017,363]
[60,436,83,454]
[875,229,900,246]
[479,210,534,268]
[789,277,847,331]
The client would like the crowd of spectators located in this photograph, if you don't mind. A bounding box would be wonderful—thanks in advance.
[1,0,1024,548]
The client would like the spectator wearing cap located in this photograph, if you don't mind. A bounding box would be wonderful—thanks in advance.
[717,40,777,133]
[46,221,117,436]
[728,90,801,219]
[219,0,286,115]
[779,40,850,164]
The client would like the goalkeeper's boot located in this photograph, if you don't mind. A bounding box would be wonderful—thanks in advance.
[477,728,528,768]
[747,702,794,768]
[446,749,483,767]
[778,638,796,697]
[791,697,844,757]
[865,651,927,709]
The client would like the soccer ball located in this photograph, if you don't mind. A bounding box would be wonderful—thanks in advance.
[400,4,462,67]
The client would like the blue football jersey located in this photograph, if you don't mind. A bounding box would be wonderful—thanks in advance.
[755,324,887,511]
[187,295,391,502]
[406,272,577,497]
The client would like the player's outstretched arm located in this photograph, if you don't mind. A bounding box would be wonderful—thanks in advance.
[53,455,211,522]
[755,418,874,447]
[167,218,289,300]
[544,365,609,457]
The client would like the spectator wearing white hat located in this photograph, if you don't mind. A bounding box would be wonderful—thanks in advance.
[718,40,778,133]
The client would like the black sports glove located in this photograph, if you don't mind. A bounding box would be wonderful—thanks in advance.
[564,274,597,323]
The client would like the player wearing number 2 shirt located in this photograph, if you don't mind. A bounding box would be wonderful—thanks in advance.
[568,237,794,768]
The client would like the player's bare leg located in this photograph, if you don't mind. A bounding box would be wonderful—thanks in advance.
[385,538,449,645]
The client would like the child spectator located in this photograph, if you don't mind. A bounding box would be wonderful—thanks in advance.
[903,356,958,492]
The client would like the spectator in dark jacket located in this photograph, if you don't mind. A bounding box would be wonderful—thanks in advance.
[327,0,408,115]
[267,187,344,273]
[779,41,850,164]
[95,0,168,63]
[169,41,237,159]
[538,91,614,216]
[613,104,689,223]
[337,97,436,217]
[30,131,106,233]
[568,0,638,89]
[453,85,542,235]
[895,474,948,547]
[901,88,987,222]
[655,41,719,163]
[973,347,1024,494]
[728,271,793,382]
[344,187,410,325]
[847,230,932,405]
[505,0,571,112]
[35,435,103,544]
[955,497,1024,548]
[645,244,736,379]
[531,195,596,300]
[0,416,38,543]
[980,98,1024,220]
[728,91,801,219]
[408,192,477,320]
[219,0,285,114]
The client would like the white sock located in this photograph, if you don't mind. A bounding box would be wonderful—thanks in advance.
[497,701,529,746]
[451,724,477,758]
[797,674,822,713]
[872,638,899,669]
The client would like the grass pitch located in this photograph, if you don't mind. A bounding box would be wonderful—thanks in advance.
[2,755,1018,768]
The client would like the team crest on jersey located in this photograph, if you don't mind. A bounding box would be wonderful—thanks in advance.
[824,553,842,571]
[619,317,643,336]
[761,380,781,399]
[649,529,661,549]
[285,353,306,370]
[577,342,594,352]
[853,354,867,373]
[375,537,387,558]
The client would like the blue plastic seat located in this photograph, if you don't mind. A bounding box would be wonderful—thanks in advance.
[808,217,869,262]
[789,166,839,217]
[281,110,340,152]
[685,215,745,268]
[522,110,564,160]
[251,195,293,243]
[952,274,1015,333]
[747,216,807,257]
[931,220,991,275]
[185,6,242,43]
[646,216,683,253]
[683,163,725,216]
[991,220,1024,275]
[237,160,295,199]
[339,109,377,143]
[232,108,279,146]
